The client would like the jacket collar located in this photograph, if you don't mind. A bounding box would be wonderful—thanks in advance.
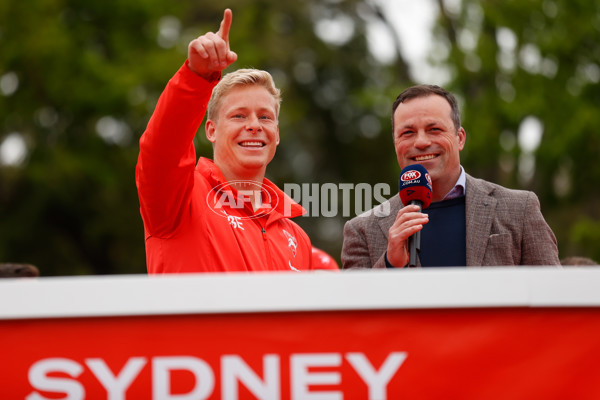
[197,157,307,224]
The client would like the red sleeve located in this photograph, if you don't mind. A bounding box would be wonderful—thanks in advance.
[136,61,219,238]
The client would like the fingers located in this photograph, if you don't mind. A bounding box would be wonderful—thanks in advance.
[389,205,428,241]
[386,205,428,267]
[190,32,231,68]
[187,8,237,77]
[394,204,421,222]
[217,8,233,44]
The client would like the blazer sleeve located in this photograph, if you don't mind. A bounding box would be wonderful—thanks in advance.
[342,218,388,269]
[520,191,560,265]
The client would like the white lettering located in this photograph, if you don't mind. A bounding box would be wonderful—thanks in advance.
[346,352,407,400]
[86,357,147,400]
[373,183,391,217]
[285,183,393,217]
[290,353,342,400]
[304,183,320,217]
[354,183,372,215]
[320,184,338,217]
[283,183,301,217]
[152,356,214,400]
[221,354,280,400]
[402,171,420,180]
[215,192,242,209]
[338,183,354,217]
[27,358,84,400]
[236,190,255,208]
[25,351,407,398]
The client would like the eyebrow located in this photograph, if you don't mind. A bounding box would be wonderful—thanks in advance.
[227,106,276,114]
[399,121,444,130]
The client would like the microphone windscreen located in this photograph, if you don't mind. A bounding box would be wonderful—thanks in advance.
[398,164,433,209]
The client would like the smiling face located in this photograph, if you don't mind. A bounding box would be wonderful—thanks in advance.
[393,94,466,201]
[206,84,280,182]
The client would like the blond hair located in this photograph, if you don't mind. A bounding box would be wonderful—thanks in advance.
[207,69,282,121]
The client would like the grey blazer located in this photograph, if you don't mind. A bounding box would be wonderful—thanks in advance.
[342,174,560,268]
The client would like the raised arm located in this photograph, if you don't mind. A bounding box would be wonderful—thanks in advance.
[136,9,238,238]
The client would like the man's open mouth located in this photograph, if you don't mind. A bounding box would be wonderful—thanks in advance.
[413,154,437,162]
[239,141,265,148]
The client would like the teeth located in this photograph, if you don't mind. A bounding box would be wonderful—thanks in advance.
[415,154,436,161]
[240,141,264,147]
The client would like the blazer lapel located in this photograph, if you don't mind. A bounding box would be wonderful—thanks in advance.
[465,174,496,266]
[375,178,497,267]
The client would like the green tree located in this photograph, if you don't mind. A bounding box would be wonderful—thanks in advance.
[0,0,190,274]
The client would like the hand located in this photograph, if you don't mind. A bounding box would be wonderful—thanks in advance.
[188,9,238,80]
[386,204,429,267]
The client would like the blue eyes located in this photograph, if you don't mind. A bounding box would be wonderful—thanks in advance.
[231,114,273,120]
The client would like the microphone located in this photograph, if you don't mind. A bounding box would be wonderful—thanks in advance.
[398,164,433,267]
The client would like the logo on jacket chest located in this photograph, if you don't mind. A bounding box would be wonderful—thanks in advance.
[282,229,298,257]
[221,211,245,230]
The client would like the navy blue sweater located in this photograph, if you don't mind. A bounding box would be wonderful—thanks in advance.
[420,196,466,267]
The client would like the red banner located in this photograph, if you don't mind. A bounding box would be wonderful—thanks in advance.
[4,307,600,399]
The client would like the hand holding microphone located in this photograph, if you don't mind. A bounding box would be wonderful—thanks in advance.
[386,164,433,268]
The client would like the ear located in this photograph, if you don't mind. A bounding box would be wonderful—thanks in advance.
[457,127,466,151]
[275,125,280,146]
[206,119,217,143]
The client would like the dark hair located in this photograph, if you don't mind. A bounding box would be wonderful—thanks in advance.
[392,85,461,133]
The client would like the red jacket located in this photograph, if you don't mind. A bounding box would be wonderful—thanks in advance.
[136,62,312,273]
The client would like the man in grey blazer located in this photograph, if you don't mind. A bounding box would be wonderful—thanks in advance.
[342,85,560,269]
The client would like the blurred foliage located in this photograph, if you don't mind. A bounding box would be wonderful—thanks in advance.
[0,0,598,275]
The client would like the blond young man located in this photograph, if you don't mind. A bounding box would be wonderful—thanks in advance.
[136,9,315,273]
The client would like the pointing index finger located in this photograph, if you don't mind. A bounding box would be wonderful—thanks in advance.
[217,8,233,43]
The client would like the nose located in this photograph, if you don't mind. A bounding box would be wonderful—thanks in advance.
[414,130,431,148]
[246,115,262,133]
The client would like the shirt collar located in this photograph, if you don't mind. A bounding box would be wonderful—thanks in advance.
[442,166,466,200]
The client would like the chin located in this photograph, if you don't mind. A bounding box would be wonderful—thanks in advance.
[240,159,268,171]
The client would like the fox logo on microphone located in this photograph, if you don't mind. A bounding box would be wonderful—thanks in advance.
[399,164,433,209]
[400,170,421,182]
[399,166,432,191]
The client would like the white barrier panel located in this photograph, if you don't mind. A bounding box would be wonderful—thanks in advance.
[1,267,599,399]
